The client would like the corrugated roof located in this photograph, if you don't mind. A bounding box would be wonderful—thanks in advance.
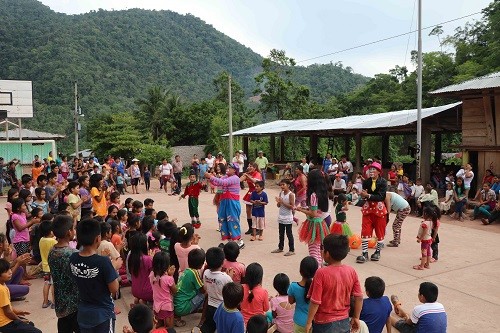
[0,128,65,140]
[228,102,462,136]
[430,71,500,94]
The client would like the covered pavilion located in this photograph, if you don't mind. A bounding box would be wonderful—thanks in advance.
[230,102,462,182]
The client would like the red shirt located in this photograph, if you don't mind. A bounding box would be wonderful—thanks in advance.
[308,264,363,324]
[241,284,269,325]
[183,181,203,199]
[246,171,262,192]
[388,170,397,185]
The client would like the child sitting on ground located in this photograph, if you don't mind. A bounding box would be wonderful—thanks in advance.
[240,263,269,325]
[305,234,363,333]
[267,273,294,333]
[173,224,200,275]
[360,276,392,333]
[214,282,245,333]
[222,241,246,283]
[173,248,206,328]
[390,282,447,332]
[150,252,176,329]
[288,256,318,332]
[124,303,176,333]
[0,258,42,333]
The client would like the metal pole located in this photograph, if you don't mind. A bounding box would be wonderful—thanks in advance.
[228,75,233,158]
[5,118,8,141]
[416,0,423,179]
[18,118,22,141]
[74,82,79,157]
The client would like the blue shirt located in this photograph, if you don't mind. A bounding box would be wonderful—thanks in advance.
[69,253,118,328]
[411,302,447,333]
[360,296,392,333]
[199,164,209,178]
[250,190,268,217]
[287,282,309,327]
[214,303,244,333]
[389,192,410,211]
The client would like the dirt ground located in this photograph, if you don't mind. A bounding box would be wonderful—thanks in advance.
[3,179,500,332]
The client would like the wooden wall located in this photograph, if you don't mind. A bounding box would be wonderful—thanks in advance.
[462,98,487,146]
[478,151,500,184]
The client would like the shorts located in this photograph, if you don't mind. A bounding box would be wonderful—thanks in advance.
[394,319,416,333]
[294,323,306,333]
[155,309,174,320]
[161,175,171,183]
[131,178,139,186]
[421,241,432,256]
[13,241,30,256]
[43,272,53,285]
[252,216,266,230]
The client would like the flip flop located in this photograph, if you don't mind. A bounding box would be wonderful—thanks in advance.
[430,258,437,263]
[413,265,425,270]
[390,295,402,316]
[42,300,52,308]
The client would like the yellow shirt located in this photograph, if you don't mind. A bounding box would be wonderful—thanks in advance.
[39,236,57,272]
[91,187,107,217]
[0,283,12,327]
[67,193,81,221]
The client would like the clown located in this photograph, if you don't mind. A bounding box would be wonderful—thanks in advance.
[357,161,388,263]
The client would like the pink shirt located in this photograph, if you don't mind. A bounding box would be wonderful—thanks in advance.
[241,284,269,325]
[222,260,245,283]
[174,243,201,274]
[149,271,175,312]
[131,254,153,302]
[308,264,362,324]
[12,213,29,243]
[270,295,294,333]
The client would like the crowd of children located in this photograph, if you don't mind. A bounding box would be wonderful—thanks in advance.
[0,152,452,333]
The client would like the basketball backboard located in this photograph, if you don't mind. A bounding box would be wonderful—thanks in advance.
[0,80,33,118]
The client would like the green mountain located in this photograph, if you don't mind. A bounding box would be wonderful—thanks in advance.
[0,0,368,118]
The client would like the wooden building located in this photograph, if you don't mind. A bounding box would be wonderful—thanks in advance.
[431,72,500,188]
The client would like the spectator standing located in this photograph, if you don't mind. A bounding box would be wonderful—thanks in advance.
[172,155,183,195]
[255,151,268,182]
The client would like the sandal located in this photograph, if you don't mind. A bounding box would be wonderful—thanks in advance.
[271,249,283,253]
[430,258,437,263]
[424,263,430,269]
[250,236,256,241]
[390,295,402,316]
[413,265,425,270]
[284,251,295,256]
[42,300,52,309]
[174,319,186,327]
[258,236,263,241]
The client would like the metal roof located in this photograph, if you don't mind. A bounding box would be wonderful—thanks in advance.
[0,128,65,140]
[430,71,500,95]
[229,102,462,136]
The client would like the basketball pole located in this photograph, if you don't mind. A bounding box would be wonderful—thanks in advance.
[74,81,79,158]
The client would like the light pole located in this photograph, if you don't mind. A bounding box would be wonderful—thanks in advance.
[74,82,79,158]
[228,75,233,157]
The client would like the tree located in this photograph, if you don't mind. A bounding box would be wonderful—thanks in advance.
[137,142,172,167]
[87,111,142,158]
[254,49,311,120]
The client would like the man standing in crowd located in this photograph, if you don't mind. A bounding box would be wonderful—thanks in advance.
[172,155,183,195]
[255,151,268,182]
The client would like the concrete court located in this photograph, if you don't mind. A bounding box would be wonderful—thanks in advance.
[4,180,500,332]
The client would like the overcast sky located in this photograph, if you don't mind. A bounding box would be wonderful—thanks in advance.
[39,0,492,77]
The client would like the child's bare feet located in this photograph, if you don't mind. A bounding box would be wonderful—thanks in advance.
[413,265,425,270]
[390,295,402,316]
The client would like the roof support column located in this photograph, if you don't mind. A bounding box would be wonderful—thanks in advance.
[344,137,350,157]
[434,133,442,164]
[280,136,285,162]
[355,132,362,173]
[243,136,249,168]
[310,135,318,163]
[421,128,431,183]
[270,135,276,162]
[382,135,389,167]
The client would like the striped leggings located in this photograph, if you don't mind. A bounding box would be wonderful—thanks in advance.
[308,242,322,267]
[391,206,411,244]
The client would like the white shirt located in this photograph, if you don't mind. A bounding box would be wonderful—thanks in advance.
[159,163,173,176]
[412,185,425,198]
[333,178,346,190]
[328,163,338,175]
[205,157,216,168]
[232,156,244,172]
[344,161,353,173]
[203,270,232,307]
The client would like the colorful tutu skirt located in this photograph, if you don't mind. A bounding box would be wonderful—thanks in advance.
[298,216,330,244]
[330,221,353,237]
